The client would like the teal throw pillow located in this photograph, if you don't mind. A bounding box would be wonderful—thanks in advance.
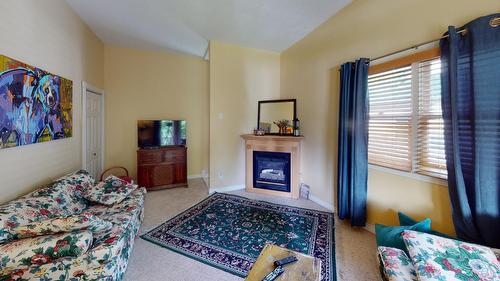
[397,211,418,226]
[375,218,431,253]
[397,211,454,239]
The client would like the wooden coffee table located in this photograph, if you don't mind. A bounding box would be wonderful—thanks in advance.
[245,244,321,281]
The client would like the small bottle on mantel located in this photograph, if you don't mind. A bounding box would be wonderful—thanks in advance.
[293,118,300,136]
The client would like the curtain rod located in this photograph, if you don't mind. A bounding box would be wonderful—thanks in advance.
[368,28,467,63]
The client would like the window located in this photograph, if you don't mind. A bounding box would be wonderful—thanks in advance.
[367,66,412,171]
[367,49,447,179]
[416,59,447,178]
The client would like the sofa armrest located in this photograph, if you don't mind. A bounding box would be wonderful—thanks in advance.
[0,230,92,270]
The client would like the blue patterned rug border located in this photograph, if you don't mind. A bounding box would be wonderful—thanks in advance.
[141,192,336,280]
[141,232,248,277]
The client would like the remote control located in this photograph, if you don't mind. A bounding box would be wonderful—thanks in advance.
[262,266,285,281]
[274,255,298,267]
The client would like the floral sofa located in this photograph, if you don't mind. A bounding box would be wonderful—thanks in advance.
[378,231,500,281]
[0,170,146,281]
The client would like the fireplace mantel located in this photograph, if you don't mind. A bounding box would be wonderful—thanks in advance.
[241,134,304,199]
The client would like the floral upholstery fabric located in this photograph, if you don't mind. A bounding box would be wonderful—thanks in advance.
[0,170,146,281]
[0,197,66,244]
[27,170,95,214]
[402,230,500,281]
[378,246,417,281]
[2,213,112,243]
[86,187,146,243]
[84,175,138,206]
[0,230,93,270]
[0,257,108,281]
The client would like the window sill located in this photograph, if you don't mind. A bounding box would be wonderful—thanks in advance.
[368,164,448,187]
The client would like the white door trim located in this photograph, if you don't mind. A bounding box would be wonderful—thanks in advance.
[82,81,105,177]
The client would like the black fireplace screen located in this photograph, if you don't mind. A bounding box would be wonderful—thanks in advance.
[253,151,291,192]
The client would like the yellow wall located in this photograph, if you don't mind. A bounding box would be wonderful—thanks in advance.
[368,169,453,234]
[104,46,209,178]
[209,41,280,189]
[281,0,500,234]
[0,0,104,203]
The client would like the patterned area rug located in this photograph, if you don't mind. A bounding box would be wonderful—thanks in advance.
[141,193,335,280]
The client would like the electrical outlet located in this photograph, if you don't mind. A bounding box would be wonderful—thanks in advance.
[218,171,224,180]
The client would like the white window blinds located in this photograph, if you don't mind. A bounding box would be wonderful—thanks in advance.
[417,59,447,178]
[367,66,413,171]
[367,56,447,179]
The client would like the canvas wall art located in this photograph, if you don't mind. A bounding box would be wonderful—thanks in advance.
[0,55,72,149]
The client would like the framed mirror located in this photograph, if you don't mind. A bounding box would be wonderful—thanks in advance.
[257,99,296,135]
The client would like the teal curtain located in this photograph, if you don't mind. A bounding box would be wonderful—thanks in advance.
[337,58,369,227]
[440,14,500,247]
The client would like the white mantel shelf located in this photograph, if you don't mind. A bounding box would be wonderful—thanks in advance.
[241,134,304,199]
[240,134,304,142]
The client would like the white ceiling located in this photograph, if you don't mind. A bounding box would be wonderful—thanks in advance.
[66,0,351,58]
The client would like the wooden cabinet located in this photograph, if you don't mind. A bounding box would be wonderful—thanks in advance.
[137,146,187,190]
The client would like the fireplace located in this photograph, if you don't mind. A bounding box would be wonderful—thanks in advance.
[241,134,303,199]
[253,151,291,192]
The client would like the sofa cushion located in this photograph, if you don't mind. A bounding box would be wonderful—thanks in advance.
[86,187,146,243]
[0,197,67,244]
[54,169,97,186]
[83,187,145,267]
[402,230,500,281]
[0,230,93,269]
[83,176,138,206]
[29,170,95,215]
[378,246,417,281]
[1,214,112,243]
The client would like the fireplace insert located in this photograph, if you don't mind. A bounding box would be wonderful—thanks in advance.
[253,151,291,192]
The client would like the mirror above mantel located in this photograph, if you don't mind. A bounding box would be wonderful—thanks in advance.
[257,99,296,135]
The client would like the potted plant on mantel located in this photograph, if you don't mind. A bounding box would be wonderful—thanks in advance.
[273,120,290,135]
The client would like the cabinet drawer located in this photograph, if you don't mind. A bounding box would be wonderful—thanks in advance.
[138,151,162,164]
[163,151,185,162]
[163,150,184,157]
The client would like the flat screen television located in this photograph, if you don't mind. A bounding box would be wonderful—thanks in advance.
[138,120,186,148]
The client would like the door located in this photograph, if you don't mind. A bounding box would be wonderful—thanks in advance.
[85,90,103,179]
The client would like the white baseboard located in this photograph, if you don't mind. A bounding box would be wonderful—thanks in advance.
[202,176,209,188]
[187,174,202,179]
[209,184,245,194]
[309,194,335,212]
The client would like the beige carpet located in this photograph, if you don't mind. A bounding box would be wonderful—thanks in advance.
[123,179,380,281]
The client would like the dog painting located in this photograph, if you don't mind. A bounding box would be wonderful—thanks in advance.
[0,55,72,149]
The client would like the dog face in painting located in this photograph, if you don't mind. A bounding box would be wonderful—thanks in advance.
[35,74,60,113]
[0,68,63,146]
